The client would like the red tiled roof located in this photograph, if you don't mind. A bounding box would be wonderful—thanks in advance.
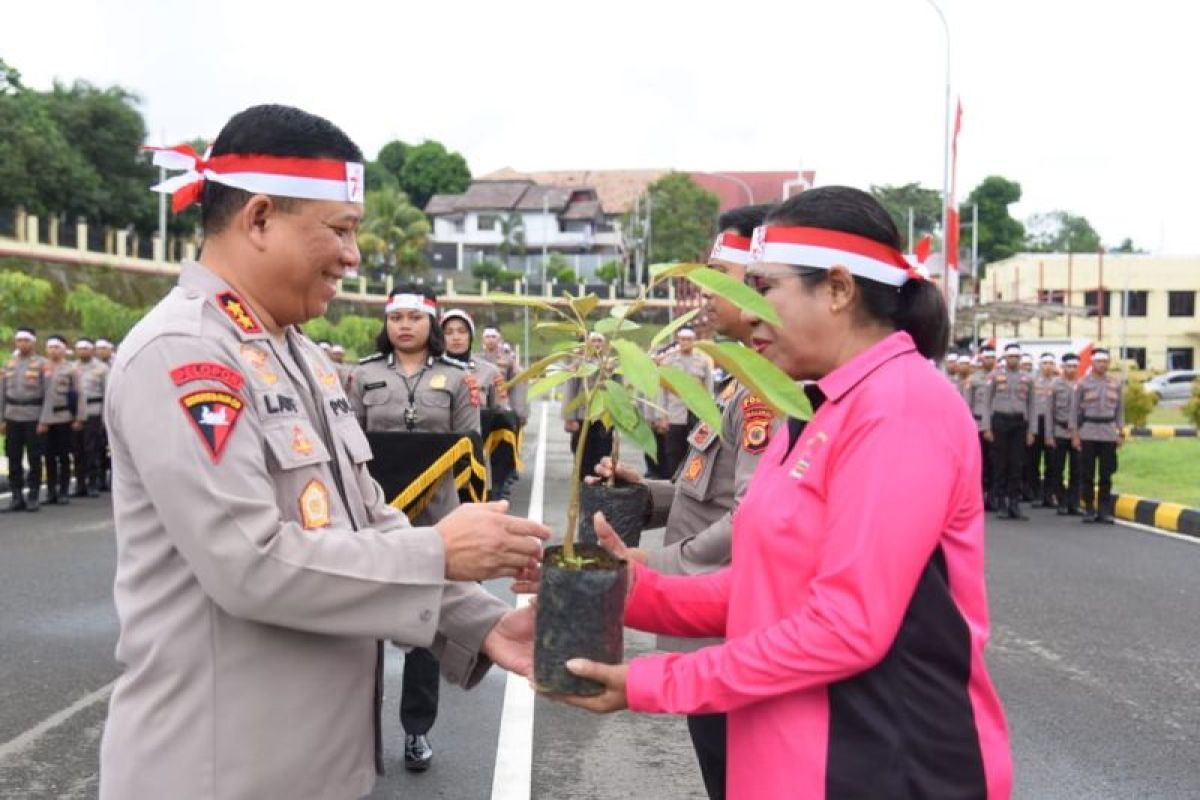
[687,171,817,212]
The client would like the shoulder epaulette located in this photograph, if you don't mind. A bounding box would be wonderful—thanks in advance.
[358,353,385,365]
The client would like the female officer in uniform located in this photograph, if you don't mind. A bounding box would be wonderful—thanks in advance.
[562,187,1012,799]
[350,285,482,772]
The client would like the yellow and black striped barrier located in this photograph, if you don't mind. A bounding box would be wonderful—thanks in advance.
[1113,493,1200,538]
[1123,425,1197,438]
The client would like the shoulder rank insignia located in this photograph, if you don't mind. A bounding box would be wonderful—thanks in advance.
[216,291,262,334]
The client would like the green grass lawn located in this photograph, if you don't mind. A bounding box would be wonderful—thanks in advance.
[1112,438,1200,507]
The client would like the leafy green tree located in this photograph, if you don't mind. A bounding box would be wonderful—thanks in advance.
[304,313,379,359]
[64,285,146,341]
[0,57,22,95]
[643,172,720,264]
[1111,237,1144,254]
[545,253,576,283]
[377,140,409,182]
[0,90,101,217]
[595,259,623,285]
[964,176,1026,274]
[398,140,471,210]
[498,212,526,265]
[472,259,522,284]
[1025,210,1102,253]
[364,160,400,192]
[871,183,942,246]
[0,271,54,342]
[357,186,431,277]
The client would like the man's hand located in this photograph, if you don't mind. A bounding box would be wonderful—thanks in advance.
[564,419,581,434]
[542,659,629,713]
[72,420,84,432]
[1026,432,1036,447]
[594,512,648,571]
[482,603,537,679]
[590,456,643,486]
[983,431,994,443]
[652,419,669,434]
[435,500,550,582]
[1117,432,1126,449]
[36,423,48,435]
[1072,435,1083,451]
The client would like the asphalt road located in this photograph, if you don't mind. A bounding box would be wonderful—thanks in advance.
[1,404,1199,798]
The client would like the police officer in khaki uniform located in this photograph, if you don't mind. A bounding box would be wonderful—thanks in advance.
[962,346,997,510]
[72,337,108,497]
[590,205,778,800]
[100,104,548,800]
[1048,352,1082,515]
[1026,353,1058,506]
[93,337,116,490]
[1071,348,1124,524]
[328,343,354,390]
[40,335,85,505]
[350,287,483,772]
[562,331,614,482]
[655,328,714,477]
[442,310,508,412]
[982,343,1036,520]
[2,328,53,512]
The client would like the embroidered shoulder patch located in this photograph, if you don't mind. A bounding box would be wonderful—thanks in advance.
[740,396,773,455]
[217,291,262,334]
[464,373,481,407]
[683,454,704,482]
[170,362,246,392]
[179,390,245,463]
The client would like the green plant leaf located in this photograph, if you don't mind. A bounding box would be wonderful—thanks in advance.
[609,303,634,319]
[695,341,812,420]
[550,340,582,354]
[658,365,723,436]
[649,308,701,349]
[563,385,589,417]
[488,292,557,311]
[594,316,641,335]
[529,369,576,399]
[625,414,658,461]
[610,339,660,399]
[685,267,780,326]
[588,388,608,421]
[569,293,600,320]
[648,262,705,281]
[603,380,639,430]
[536,321,585,335]
[507,350,573,389]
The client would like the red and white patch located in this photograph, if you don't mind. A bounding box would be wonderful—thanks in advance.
[217,291,262,334]
[464,373,481,408]
[740,396,773,455]
[179,389,245,463]
[170,362,246,392]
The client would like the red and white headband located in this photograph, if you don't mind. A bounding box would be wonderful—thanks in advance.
[709,232,752,265]
[148,144,365,213]
[385,293,438,316]
[749,225,923,287]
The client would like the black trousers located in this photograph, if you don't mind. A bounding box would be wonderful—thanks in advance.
[1047,436,1081,510]
[686,713,727,800]
[44,422,74,496]
[400,647,440,735]
[990,414,1028,502]
[1080,440,1118,515]
[643,430,669,478]
[570,421,613,483]
[663,422,693,479]
[73,416,105,491]
[976,429,993,499]
[1024,419,1051,500]
[5,420,44,494]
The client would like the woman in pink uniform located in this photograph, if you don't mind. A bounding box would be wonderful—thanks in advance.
[560,186,1012,799]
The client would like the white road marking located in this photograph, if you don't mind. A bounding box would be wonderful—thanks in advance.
[1115,518,1200,546]
[0,680,116,764]
[490,401,549,800]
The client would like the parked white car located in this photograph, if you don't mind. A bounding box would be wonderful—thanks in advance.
[1144,370,1198,401]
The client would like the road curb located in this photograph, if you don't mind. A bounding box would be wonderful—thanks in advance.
[1114,493,1200,538]
[1123,425,1197,438]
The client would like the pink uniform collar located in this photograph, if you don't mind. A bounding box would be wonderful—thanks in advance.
[816,330,918,404]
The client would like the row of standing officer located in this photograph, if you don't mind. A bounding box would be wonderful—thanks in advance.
[2,329,114,511]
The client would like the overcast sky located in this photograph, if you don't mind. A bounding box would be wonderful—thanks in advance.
[5,0,1197,253]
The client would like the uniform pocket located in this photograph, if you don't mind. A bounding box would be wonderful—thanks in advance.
[264,421,331,470]
[418,391,451,409]
[336,417,374,465]
[362,387,392,407]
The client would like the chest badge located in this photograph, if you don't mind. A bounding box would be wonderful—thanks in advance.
[430,373,447,390]
[239,344,278,386]
[299,479,331,530]
[291,424,315,456]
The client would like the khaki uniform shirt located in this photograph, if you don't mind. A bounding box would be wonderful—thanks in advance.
[479,348,527,422]
[350,352,481,525]
[1,353,53,423]
[962,371,989,432]
[981,368,1036,432]
[77,358,109,420]
[657,350,713,425]
[1049,377,1076,439]
[644,380,778,652]
[41,360,84,425]
[450,355,509,412]
[99,262,507,800]
[333,361,354,393]
[1033,375,1056,432]
[1070,373,1124,442]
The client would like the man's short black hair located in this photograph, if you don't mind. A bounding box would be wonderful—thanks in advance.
[718,203,775,238]
[201,104,363,235]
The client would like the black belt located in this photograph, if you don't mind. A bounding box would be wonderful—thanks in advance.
[1083,415,1116,423]
[86,398,103,404]
[53,405,69,413]
[972,414,982,420]
[993,412,1026,420]
[4,397,43,406]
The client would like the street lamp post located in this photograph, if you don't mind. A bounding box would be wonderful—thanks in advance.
[926,0,952,325]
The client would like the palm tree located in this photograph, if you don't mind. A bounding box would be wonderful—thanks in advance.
[498,212,526,272]
[357,186,432,278]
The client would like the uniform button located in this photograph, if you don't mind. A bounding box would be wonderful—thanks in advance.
[419,609,433,623]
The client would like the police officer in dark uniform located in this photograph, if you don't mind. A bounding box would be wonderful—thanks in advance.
[2,328,53,512]
[982,343,1035,520]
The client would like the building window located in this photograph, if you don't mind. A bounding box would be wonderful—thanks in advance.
[1169,291,1195,317]
[476,214,498,232]
[1037,289,1066,304]
[1122,290,1148,317]
[1120,347,1146,369]
[1083,289,1112,317]
[1167,347,1194,370]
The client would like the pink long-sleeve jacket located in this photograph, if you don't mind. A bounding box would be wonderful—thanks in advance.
[625,331,1012,799]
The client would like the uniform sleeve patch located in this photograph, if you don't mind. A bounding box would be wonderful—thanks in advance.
[170,362,246,392]
[741,395,774,455]
[464,373,481,407]
[683,454,705,482]
[179,390,245,463]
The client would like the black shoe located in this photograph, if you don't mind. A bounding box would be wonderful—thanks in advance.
[5,494,28,512]
[87,487,100,498]
[1082,514,1099,524]
[1057,506,1069,516]
[404,734,433,772]
[25,492,40,512]
[984,495,998,512]
[1099,516,1115,525]
[1066,507,1082,516]
[46,491,58,505]
[1006,500,1028,521]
